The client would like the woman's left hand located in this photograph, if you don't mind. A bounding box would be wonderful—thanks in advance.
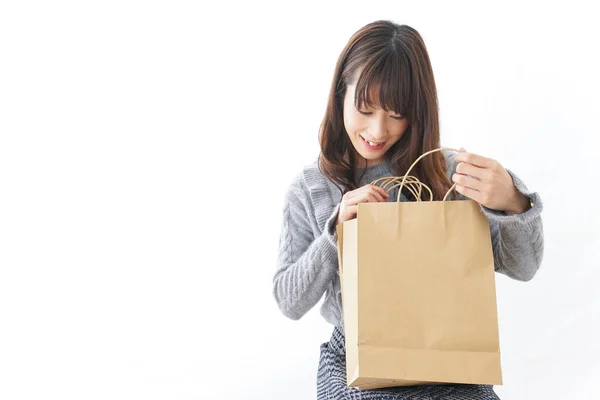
[452,148,531,215]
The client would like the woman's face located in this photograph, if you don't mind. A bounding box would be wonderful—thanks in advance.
[343,83,409,166]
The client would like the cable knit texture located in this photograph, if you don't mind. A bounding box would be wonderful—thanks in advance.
[273,149,544,327]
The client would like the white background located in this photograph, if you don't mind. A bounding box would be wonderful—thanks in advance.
[1,1,598,399]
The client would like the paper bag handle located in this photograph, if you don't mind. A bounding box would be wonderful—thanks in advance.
[370,147,460,202]
[371,175,433,202]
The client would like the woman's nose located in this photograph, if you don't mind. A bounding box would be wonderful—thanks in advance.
[368,116,387,139]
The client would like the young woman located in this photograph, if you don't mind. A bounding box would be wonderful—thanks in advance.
[273,20,543,400]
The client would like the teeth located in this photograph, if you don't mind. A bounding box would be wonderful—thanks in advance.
[362,136,384,146]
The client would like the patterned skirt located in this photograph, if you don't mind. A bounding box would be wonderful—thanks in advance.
[317,326,500,400]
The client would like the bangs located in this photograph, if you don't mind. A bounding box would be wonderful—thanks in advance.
[353,51,414,119]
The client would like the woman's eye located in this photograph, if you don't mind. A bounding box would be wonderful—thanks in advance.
[358,109,404,120]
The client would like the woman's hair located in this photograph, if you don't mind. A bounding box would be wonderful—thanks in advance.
[318,20,453,201]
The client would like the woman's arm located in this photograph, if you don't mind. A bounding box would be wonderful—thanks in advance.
[273,176,340,320]
[479,168,544,281]
[444,150,545,281]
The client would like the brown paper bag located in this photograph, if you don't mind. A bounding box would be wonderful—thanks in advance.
[335,148,502,390]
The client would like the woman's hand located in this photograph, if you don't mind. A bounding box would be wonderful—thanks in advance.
[337,184,389,224]
[452,148,530,215]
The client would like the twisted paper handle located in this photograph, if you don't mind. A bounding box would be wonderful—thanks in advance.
[370,147,461,202]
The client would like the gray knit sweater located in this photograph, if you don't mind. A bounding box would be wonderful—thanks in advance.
[273,150,544,327]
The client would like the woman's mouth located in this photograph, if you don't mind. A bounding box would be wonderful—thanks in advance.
[360,135,386,150]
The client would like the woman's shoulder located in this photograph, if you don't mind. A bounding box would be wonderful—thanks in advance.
[285,157,338,206]
[288,157,330,191]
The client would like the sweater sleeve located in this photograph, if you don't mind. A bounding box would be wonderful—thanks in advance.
[444,150,545,281]
[479,168,545,281]
[272,177,341,320]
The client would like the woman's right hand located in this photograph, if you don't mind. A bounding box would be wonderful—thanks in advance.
[336,184,390,225]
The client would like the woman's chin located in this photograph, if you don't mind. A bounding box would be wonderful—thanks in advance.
[355,152,386,166]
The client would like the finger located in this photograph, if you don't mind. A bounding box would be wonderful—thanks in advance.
[452,173,482,191]
[455,184,481,203]
[348,205,358,219]
[368,186,387,202]
[344,193,363,206]
[453,152,492,168]
[359,193,380,204]
[369,191,387,203]
[363,184,389,200]
[455,162,486,180]
[346,184,376,198]
[347,205,358,218]
[349,192,379,205]
[372,185,390,199]
[370,192,386,203]
[344,190,360,201]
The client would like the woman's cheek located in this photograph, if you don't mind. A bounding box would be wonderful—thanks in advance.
[347,113,365,132]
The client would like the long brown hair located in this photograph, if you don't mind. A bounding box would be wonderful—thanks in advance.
[317,20,453,200]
